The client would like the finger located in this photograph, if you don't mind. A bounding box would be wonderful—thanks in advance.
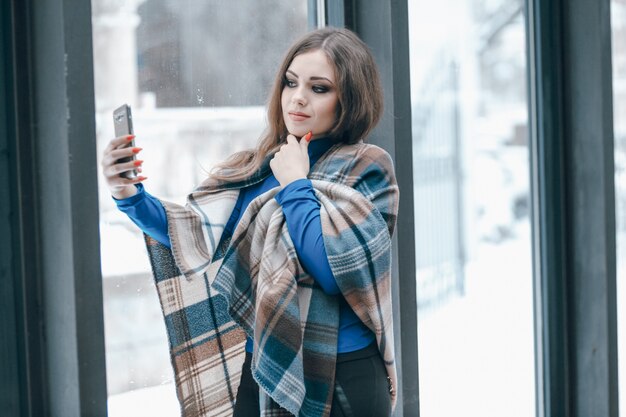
[101,149,139,171]
[104,135,134,154]
[105,134,135,153]
[300,131,312,149]
[108,175,148,188]
[107,146,142,161]
[106,159,143,176]
[128,175,148,184]
[286,135,297,145]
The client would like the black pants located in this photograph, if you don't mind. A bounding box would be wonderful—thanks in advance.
[233,343,392,417]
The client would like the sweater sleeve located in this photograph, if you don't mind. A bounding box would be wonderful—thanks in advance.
[274,178,340,295]
[113,184,171,248]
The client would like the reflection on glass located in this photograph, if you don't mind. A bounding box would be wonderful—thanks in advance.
[91,1,308,415]
[611,1,626,415]
[408,1,535,415]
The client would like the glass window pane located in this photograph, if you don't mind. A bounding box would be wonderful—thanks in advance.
[408,1,536,415]
[91,1,309,415]
[611,1,626,416]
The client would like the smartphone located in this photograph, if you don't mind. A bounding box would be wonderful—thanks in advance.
[112,104,137,179]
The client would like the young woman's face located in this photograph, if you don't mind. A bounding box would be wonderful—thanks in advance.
[281,50,339,139]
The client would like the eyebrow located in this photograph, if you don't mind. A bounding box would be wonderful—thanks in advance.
[286,69,334,85]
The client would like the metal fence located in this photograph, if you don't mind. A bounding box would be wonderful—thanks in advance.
[412,56,466,311]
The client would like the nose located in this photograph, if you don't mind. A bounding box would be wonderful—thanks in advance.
[291,85,307,106]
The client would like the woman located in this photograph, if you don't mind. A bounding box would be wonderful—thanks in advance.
[102,27,399,417]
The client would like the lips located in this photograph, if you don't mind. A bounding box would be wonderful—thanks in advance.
[288,112,311,122]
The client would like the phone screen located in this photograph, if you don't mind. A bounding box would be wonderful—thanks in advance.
[112,104,137,179]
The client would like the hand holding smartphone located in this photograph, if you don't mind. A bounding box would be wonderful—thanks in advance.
[113,104,137,179]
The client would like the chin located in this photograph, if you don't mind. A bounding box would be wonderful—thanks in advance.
[287,127,309,137]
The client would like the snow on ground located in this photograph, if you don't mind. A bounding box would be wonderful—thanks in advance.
[99,211,152,277]
[108,383,181,417]
[417,223,535,417]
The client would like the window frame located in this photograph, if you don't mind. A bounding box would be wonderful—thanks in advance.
[1,0,107,415]
[331,1,420,416]
[526,0,619,415]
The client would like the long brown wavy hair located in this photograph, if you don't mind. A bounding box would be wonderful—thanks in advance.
[209,27,384,183]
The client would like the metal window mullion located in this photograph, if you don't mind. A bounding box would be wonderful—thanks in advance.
[318,0,327,27]
[26,0,107,415]
[526,0,570,415]
[562,0,618,414]
[1,1,23,414]
[2,0,49,415]
[327,0,358,30]
[352,1,418,416]
[527,0,619,416]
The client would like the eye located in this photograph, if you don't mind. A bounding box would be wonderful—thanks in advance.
[285,78,297,88]
[312,85,330,94]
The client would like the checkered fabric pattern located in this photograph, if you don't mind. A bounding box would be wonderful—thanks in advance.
[144,141,399,417]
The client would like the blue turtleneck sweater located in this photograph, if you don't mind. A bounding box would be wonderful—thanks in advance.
[114,137,375,353]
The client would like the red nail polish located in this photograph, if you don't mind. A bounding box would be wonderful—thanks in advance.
[304,131,312,142]
[127,135,135,141]
[131,147,142,154]
[133,160,143,166]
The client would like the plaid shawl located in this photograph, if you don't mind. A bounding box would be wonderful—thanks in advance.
[144,141,399,417]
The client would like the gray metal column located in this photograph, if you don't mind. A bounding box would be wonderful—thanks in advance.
[2,1,49,415]
[2,0,108,415]
[1,2,24,414]
[526,0,569,414]
[563,0,618,415]
[527,0,619,415]
[33,0,107,414]
[349,1,419,416]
